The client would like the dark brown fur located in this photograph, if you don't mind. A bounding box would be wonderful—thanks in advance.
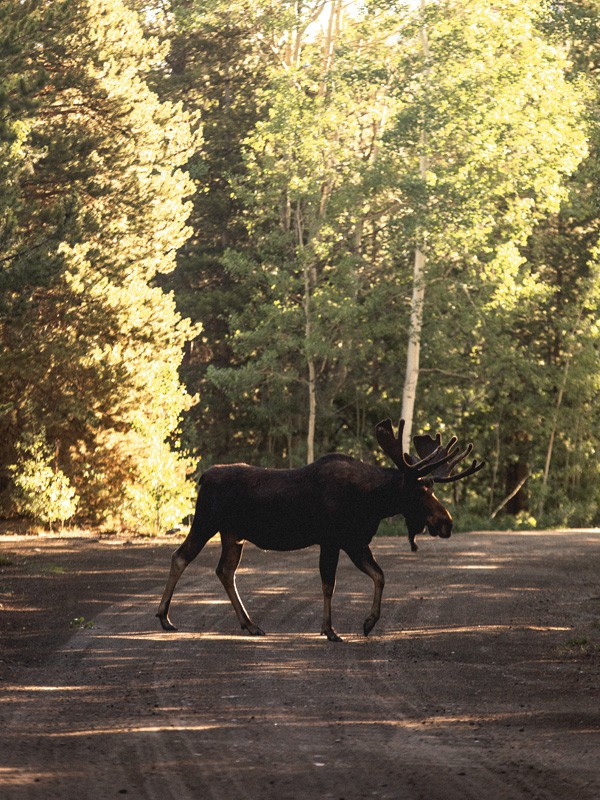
[156,419,483,641]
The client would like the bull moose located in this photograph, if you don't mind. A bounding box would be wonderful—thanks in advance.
[156,419,484,641]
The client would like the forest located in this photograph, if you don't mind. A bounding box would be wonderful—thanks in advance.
[0,0,598,533]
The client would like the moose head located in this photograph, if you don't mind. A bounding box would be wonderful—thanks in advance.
[375,418,485,543]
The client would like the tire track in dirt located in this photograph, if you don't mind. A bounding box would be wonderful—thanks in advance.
[148,550,360,800]
[2,533,600,799]
[358,549,528,799]
[362,534,600,800]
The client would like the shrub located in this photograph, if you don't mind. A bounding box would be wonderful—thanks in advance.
[11,429,79,529]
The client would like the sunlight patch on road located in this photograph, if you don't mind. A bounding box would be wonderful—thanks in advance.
[1,685,86,693]
[21,722,225,738]
[102,631,219,641]
[0,767,56,785]
[184,597,229,605]
[393,624,570,636]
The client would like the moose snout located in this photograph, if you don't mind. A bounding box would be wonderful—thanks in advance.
[426,515,453,539]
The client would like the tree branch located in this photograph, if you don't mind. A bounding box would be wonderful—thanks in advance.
[490,474,529,520]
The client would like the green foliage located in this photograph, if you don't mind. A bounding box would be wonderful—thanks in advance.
[69,616,95,629]
[185,2,411,463]
[10,429,79,529]
[119,406,197,534]
[389,0,588,259]
[1,0,599,529]
[385,0,596,526]
[131,0,599,529]
[0,0,198,526]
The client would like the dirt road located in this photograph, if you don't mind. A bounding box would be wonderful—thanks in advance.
[1,529,599,799]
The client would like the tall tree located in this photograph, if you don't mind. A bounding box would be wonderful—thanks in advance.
[401,0,430,447]
[0,0,197,526]
[390,0,588,447]
[134,0,599,527]
[207,1,405,464]
[135,0,277,464]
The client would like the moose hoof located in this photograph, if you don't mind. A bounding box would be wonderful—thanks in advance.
[321,628,343,642]
[156,612,178,632]
[243,623,266,636]
[410,543,418,552]
[363,617,378,637]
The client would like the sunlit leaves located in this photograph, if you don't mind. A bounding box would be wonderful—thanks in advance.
[390,0,588,261]
[10,428,79,529]
[0,0,197,527]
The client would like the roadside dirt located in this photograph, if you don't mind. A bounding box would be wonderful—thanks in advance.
[1,528,599,799]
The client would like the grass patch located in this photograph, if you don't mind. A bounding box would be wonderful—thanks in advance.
[376,518,408,537]
[69,616,95,630]
[41,564,66,574]
[560,637,600,657]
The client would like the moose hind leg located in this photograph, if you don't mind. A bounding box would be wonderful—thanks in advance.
[156,526,214,631]
[319,545,342,642]
[216,534,264,635]
[346,545,385,636]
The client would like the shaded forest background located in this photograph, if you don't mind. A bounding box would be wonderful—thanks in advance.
[1,0,599,533]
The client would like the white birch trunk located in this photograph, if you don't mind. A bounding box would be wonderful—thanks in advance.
[401,245,426,448]
[401,2,430,449]
[304,258,317,464]
[297,202,317,465]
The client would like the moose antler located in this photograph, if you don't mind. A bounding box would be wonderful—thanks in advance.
[375,419,458,477]
[412,431,485,483]
[375,419,484,482]
[375,418,406,465]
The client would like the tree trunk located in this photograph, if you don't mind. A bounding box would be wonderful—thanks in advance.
[304,257,317,464]
[319,0,342,91]
[297,202,317,464]
[306,353,316,464]
[401,245,426,447]
[400,2,430,448]
[506,461,529,515]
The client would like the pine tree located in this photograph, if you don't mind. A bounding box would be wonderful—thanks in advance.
[129,0,600,527]
[0,0,197,526]
[193,1,408,464]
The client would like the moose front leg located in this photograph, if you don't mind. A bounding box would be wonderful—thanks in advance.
[345,545,385,636]
[216,533,265,635]
[319,544,342,642]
